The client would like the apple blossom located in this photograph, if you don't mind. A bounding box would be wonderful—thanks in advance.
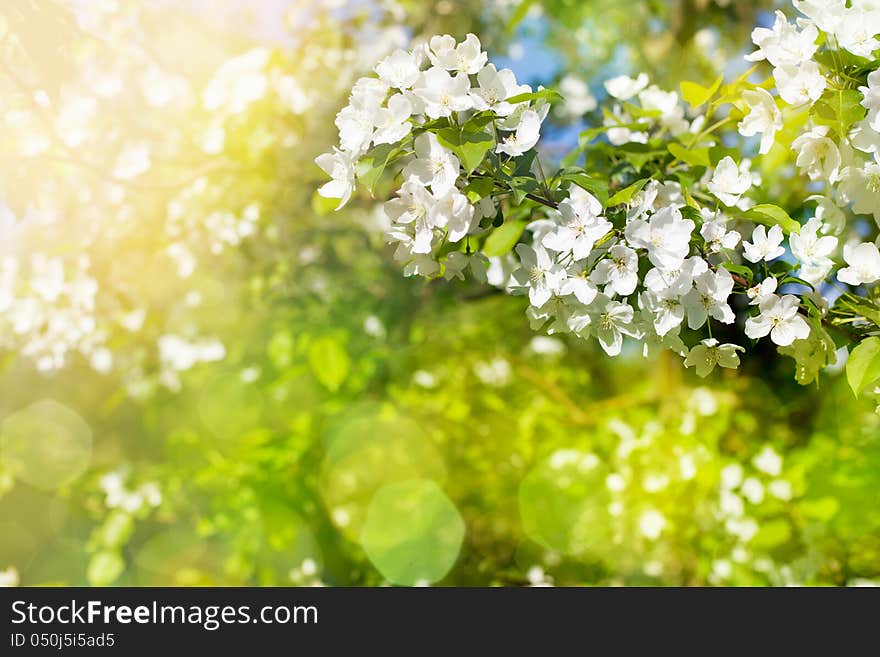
[513,243,566,308]
[496,110,542,157]
[590,245,639,297]
[604,73,650,101]
[315,147,355,210]
[684,339,745,378]
[707,157,755,207]
[682,269,736,329]
[738,88,783,155]
[743,225,786,264]
[624,205,695,270]
[745,294,811,346]
[837,242,880,286]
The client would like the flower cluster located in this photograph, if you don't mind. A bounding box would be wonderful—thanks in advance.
[317,34,550,278]
[0,252,110,372]
[318,3,880,387]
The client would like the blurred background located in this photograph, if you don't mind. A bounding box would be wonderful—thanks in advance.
[0,0,878,587]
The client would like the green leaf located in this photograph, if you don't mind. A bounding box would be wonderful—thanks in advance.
[840,294,880,327]
[464,176,495,203]
[436,126,494,174]
[562,172,609,205]
[812,88,866,139]
[483,220,526,257]
[464,112,499,130]
[750,519,792,549]
[667,142,711,167]
[311,190,340,216]
[355,143,401,195]
[780,276,815,290]
[720,263,754,283]
[799,497,840,521]
[742,204,801,235]
[308,335,350,392]
[579,122,647,146]
[778,320,837,385]
[507,175,540,205]
[512,149,537,177]
[709,145,739,166]
[505,88,564,105]
[506,0,534,33]
[560,147,584,169]
[846,337,880,397]
[607,178,650,206]
[680,75,723,108]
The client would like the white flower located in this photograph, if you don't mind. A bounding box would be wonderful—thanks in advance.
[557,75,597,119]
[624,206,695,271]
[860,69,880,133]
[639,288,685,337]
[589,295,639,356]
[747,276,778,306]
[789,217,837,285]
[838,242,880,286]
[412,67,473,119]
[372,94,413,145]
[743,224,786,263]
[792,0,845,35]
[590,244,639,296]
[384,181,439,254]
[543,188,611,261]
[375,49,422,90]
[753,446,783,477]
[684,338,744,378]
[745,294,810,346]
[335,77,388,155]
[604,73,649,101]
[604,104,649,145]
[638,85,688,134]
[558,274,599,306]
[769,479,793,501]
[315,147,355,210]
[444,251,489,282]
[810,194,846,235]
[0,566,19,587]
[469,64,530,116]
[835,9,880,59]
[513,243,566,308]
[496,110,542,157]
[700,218,741,253]
[707,156,755,207]
[644,257,708,295]
[738,88,783,155]
[746,10,819,67]
[430,189,475,243]
[850,119,880,156]
[682,269,735,329]
[404,133,461,196]
[837,160,880,223]
[774,62,826,107]
[113,142,150,180]
[638,509,666,540]
[741,477,765,504]
[428,34,487,75]
[791,125,841,182]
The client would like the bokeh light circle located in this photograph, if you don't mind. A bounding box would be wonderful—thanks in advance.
[360,479,465,586]
[0,400,92,491]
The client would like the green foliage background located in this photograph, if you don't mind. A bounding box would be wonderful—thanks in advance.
[0,0,878,587]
